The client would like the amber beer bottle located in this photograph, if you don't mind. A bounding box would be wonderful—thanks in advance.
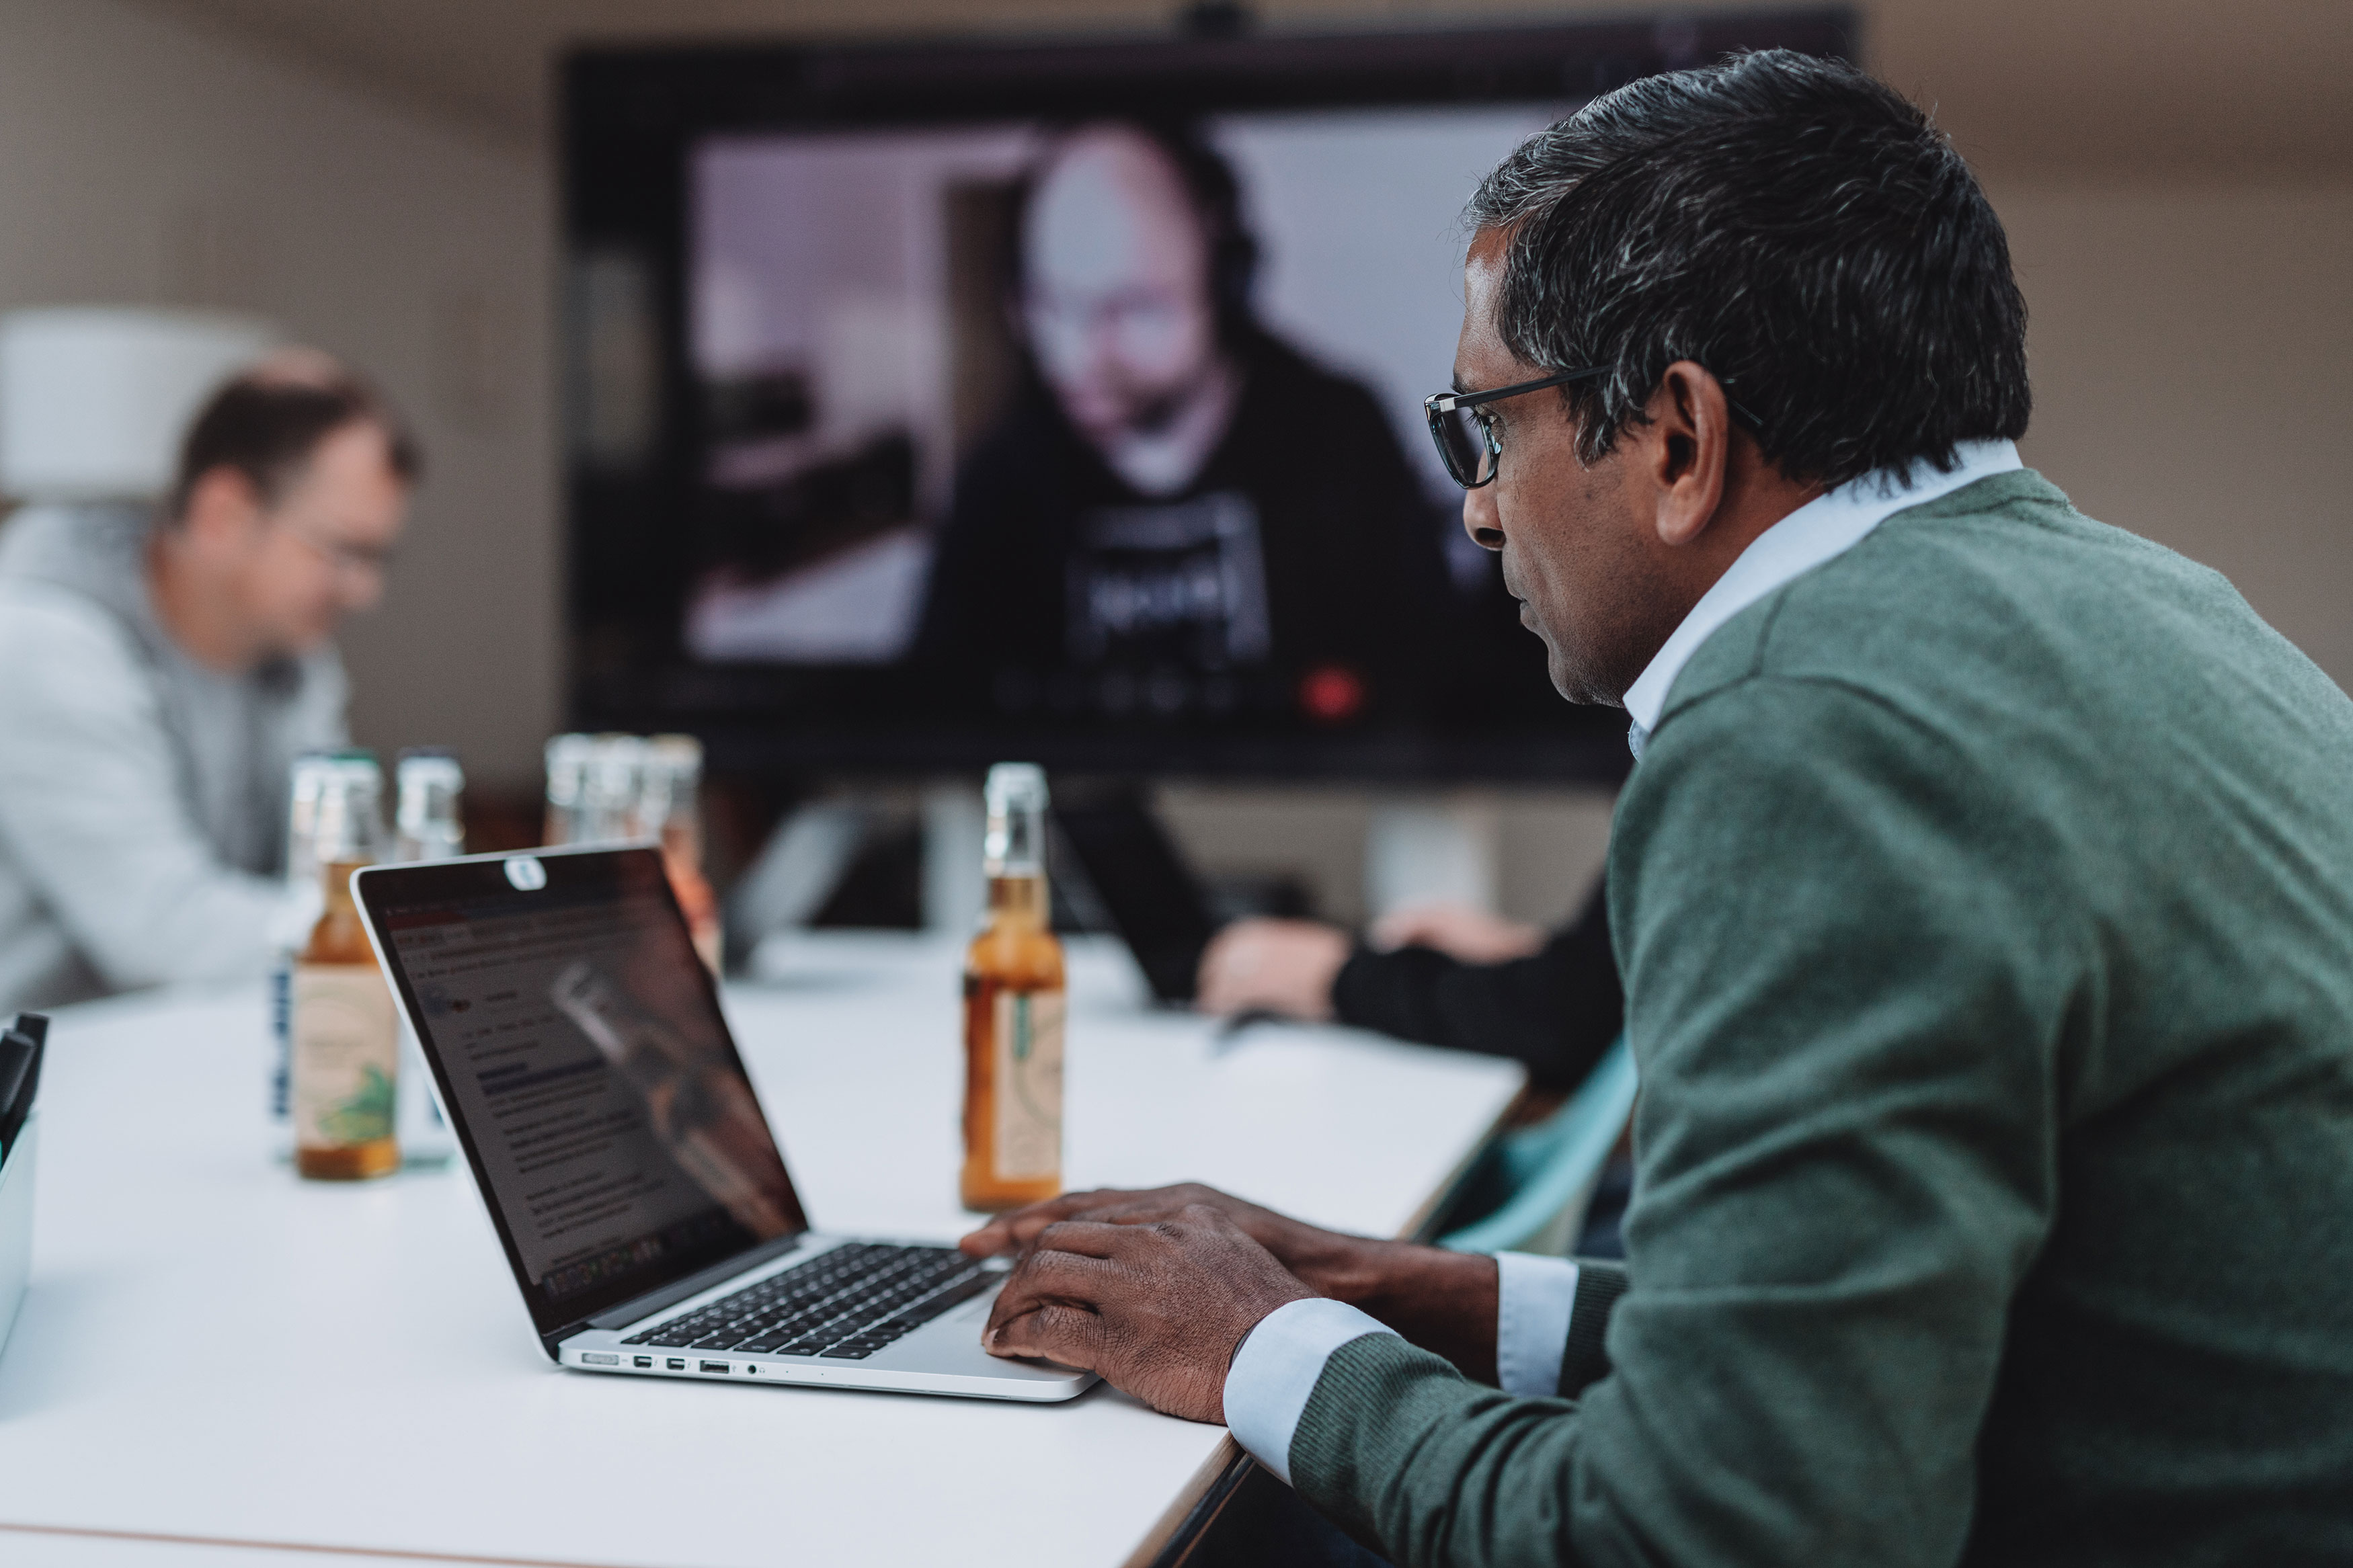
[645,734,723,973]
[960,764,1066,1212]
[290,764,400,1181]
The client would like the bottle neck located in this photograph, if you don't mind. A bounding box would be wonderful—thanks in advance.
[304,859,374,963]
[986,870,1048,928]
[319,858,369,917]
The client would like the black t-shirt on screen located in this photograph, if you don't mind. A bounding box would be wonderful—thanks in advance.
[914,331,1448,728]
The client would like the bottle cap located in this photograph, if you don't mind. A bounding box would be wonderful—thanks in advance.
[397,749,464,786]
[984,761,1047,808]
[543,734,594,807]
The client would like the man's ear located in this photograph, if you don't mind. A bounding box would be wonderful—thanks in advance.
[1644,360,1733,549]
[177,466,264,550]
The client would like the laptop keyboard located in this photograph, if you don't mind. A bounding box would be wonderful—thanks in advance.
[621,1243,998,1361]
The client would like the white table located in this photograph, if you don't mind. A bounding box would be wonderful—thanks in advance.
[0,933,1522,1567]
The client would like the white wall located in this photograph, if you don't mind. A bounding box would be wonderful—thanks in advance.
[0,0,557,789]
[1997,181,2353,688]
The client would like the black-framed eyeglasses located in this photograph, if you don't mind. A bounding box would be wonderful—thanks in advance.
[1423,365,1609,490]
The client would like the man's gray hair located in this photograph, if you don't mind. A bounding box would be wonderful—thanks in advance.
[1461,50,2030,487]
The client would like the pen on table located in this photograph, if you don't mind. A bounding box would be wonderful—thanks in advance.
[0,1012,47,1159]
[1211,1008,1281,1055]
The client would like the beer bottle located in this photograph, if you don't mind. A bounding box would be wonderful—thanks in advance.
[290,759,399,1181]
[579,734,646,845]
[391,749,465,1168]
[645,735,721,972]
[393,749,465,863]
[542,733,592,847]
[960,764,1066,1212]
[269,751,339,1157]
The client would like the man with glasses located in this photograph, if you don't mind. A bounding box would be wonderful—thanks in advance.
[963,50,2353,1567]
[0,356,418,1012]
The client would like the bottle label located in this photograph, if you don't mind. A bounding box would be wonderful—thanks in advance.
[992,989,1064,1181]
[292,964,398,1150]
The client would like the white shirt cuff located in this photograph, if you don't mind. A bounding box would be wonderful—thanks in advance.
[1494,1251,1580,1398]
[1222,1297,1397,1485]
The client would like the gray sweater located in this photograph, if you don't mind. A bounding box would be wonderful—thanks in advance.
[0,503,346,1012]
[1289,470,2353,1565]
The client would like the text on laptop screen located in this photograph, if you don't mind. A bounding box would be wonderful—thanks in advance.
[376,854,803,1314]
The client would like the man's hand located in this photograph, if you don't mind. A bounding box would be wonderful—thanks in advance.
[1369,900,1546,963]
[982,1204,1314,1423]
[1195,918,1350,1020]
[962,1182,1375,1298]
[963,1184,1503,1383]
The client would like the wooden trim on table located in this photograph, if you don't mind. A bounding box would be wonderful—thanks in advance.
[1121,1066,1531,1565]
[0,1521,635,1566]
[1123,1438,1254,1568]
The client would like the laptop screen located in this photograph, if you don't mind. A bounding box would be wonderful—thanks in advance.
[358,848,808,1338]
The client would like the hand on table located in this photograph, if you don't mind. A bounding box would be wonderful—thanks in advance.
[975,1204,1314,1423]
[1369,901,1546,964]
[1193,905,1548,1026]
[1195,919,1349,1020]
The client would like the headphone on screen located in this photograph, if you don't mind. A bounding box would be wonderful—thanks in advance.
[1140,121,1261,337]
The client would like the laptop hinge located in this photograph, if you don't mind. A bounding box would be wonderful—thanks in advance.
[546,1232,813,1355]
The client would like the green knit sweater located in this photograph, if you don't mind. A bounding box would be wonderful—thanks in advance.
[1289,470,2353,1566]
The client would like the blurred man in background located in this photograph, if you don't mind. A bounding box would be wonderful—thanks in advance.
[916,120,1445,727]
[0,355,417,1012]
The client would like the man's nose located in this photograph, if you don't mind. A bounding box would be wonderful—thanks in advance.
[1462,484,1505,552]
[1078,319,1124,374]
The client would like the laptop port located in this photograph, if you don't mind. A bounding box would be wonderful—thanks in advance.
[666,1358,686,1370]
[633,1356,653,1368]
[700,1360,730,1374]
[581,1352,619,1366]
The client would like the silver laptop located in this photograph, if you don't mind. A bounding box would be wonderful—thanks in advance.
[353,844,1092,1403]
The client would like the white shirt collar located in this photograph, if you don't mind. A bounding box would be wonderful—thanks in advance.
[1622,438,2022,758]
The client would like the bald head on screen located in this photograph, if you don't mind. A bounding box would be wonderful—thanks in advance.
[1016,125,1242,496]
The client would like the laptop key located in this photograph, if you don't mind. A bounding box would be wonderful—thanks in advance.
[905,1271,994,1318]
[620,1243,990,1361]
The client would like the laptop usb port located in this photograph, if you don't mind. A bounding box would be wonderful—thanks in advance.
[700,1360,730,1374]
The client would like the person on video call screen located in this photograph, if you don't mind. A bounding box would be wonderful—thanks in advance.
[913,121,1446,729]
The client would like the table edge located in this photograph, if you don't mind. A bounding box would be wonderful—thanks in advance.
[0,1520,639,1567]
[1119,1436,1248,1568]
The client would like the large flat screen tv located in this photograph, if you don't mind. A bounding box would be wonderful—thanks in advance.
[563,10,1853,783]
